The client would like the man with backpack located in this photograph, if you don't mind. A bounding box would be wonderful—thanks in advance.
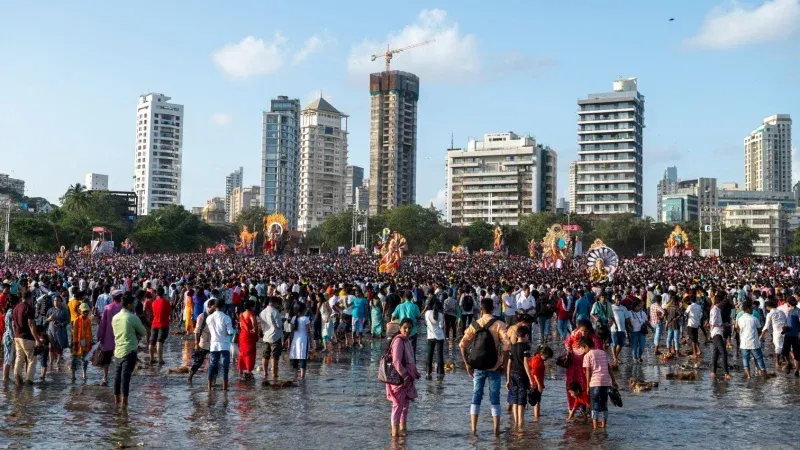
[459,297,511,436]
[459,289,475,337]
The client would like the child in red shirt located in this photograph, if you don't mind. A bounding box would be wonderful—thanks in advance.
[528,344,553,422]
[567,381,590,421]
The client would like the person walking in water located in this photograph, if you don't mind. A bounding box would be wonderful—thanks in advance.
[112,295,146,407]
[385,318,420,437]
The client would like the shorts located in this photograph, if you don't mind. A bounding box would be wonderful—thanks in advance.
[688,327,699,344]
[101,350,114,366]
[509,373,529,405]
[612,331,626,347]
[352,317,365,334]
[342,314,353,333]
[150,327,169,345]
[773,335,785,355]
[36,346,49,368]
[782,336,800,360]
[263,339,282,359]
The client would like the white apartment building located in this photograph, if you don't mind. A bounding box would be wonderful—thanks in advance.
[745,114,792,192]
[568,161,577,213]
[225,167,243,222]
[84,173,108,191]
[446,132,557,227]
[133,93,183,215]
[575,78,644,217]
[297,98,348,232]
[229,186,261,223]
[723,203,789,256]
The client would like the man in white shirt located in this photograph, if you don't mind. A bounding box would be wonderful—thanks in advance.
[759,299,787,370]
[503,290,517,325]
[205,298,234,391]
[258,297,284,383]
[737,301,766,380]
[709,296,731,379]
[686,298,704,358]
[609,295,631,364]
[516,287,535,316]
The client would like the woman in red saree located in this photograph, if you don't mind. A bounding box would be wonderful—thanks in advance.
[563,319,603,419]
[237,299,259,380]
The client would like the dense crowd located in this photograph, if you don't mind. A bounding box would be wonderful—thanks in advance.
[2,252,799,436]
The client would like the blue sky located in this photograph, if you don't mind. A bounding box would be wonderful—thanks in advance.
[1,0,798,219]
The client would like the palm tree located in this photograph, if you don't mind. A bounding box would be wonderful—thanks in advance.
[60,183,90,213]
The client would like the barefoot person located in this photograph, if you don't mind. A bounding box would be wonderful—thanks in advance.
[206,298,234,391]
[71,303,92,382]
[709,294,732,380]
[581,336,618,430]
[386,318,419,437]
[736,300,766,380]
[112,294,146,407]
[188,299,215,385]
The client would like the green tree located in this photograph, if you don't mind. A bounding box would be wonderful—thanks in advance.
[721,225,758,256]
[59,183,90,213]
[458,221,493,251]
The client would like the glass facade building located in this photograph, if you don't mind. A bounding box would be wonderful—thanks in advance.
[262,96,300,230]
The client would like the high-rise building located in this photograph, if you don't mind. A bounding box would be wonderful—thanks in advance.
[84,173,108,191]
[297,97,348,232]
[661,193,698,224]
[656,166,679,222]
[446,132,557,227]
[568,161,577,213]
[717,184,795,210]
[230,186,261,222]
[262,96,300,230]
[225,167,243,222]
[677,178,717,214]
[0,174,25,196]
[556,198,570,214]
[345,165,364,209]
[575,78,644,217]
[133,93,183,215]
[745,114,792,192]
[355,179,370,212]
[368,71,419,215]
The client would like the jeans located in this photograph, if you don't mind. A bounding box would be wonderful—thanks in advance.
[461,314,473,335]
[426,339,444,375]
[653,323,664,347]
[444,315,457,340]
[471,369,502,417]
[538,316,551,342]
[666,328,680,351]
[208,350,231,383]
[712,335,729,374]
[630,331,645,360]
[589,386,609,421]
[190,348,210,375]
[557,319,572,340]
[114,351,137,397]
[13,338,36,382]
[741,348,766,373]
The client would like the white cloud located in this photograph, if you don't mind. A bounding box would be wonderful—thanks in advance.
[211,113,232,126]
[427,187,447,212]
[347,9,480,81]
[686,0,800,50]
[212,34,287,79]
[293,34,335,65]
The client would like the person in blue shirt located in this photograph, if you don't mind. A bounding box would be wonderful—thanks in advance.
[574,291,591,324]
[392,291,421,355]
[351,289,368,348]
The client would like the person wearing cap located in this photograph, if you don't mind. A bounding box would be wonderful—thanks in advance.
[97,289,124,386]
[71,303,92,382]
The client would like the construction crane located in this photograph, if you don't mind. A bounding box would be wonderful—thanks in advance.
[371,40,435,72]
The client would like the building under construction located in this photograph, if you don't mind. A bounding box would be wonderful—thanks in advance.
[368,70,420,215]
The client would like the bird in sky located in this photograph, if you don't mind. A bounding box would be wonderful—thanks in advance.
[669,18,675,22]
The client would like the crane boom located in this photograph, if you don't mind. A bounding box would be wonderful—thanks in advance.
[370,39,435,72]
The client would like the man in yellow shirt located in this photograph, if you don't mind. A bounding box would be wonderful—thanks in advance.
[68,290,85,324]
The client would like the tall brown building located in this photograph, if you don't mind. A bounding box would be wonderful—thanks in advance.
[369,71,419,215]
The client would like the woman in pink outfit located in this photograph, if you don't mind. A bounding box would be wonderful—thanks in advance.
[386,318,420,437]
[563,319,603,420]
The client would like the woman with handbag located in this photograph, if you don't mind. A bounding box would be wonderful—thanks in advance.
[563,319,603,420]
[629,302,649,363]
[384,318,420,437]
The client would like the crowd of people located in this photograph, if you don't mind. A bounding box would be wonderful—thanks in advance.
[1,252,799,436]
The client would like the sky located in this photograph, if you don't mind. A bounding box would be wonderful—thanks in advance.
[1,0,799,219]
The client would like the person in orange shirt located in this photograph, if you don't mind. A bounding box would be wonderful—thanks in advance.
[71,303,92,382]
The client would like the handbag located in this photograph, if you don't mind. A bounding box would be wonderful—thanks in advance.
[555,351,571,368]
[90,342,104,366]
[377,337,403,385]
[639,313,649,336]
[527,387,542,407]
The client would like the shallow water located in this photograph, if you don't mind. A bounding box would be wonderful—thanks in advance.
[1,330,798,449]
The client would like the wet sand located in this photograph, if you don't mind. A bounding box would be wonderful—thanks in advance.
[0,331,798,449]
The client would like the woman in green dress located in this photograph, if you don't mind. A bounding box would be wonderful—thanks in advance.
[370,296,384,338]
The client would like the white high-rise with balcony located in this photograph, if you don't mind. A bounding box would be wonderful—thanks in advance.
[575,78,644,217]
[133,93,183,215]
[297,97,348,232]
[744,114,792,192]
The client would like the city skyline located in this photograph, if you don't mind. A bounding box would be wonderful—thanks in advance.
[1,1,799,219]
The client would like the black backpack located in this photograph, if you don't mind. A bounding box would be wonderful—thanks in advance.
[462,295,474,313]
[467,318,498,370]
